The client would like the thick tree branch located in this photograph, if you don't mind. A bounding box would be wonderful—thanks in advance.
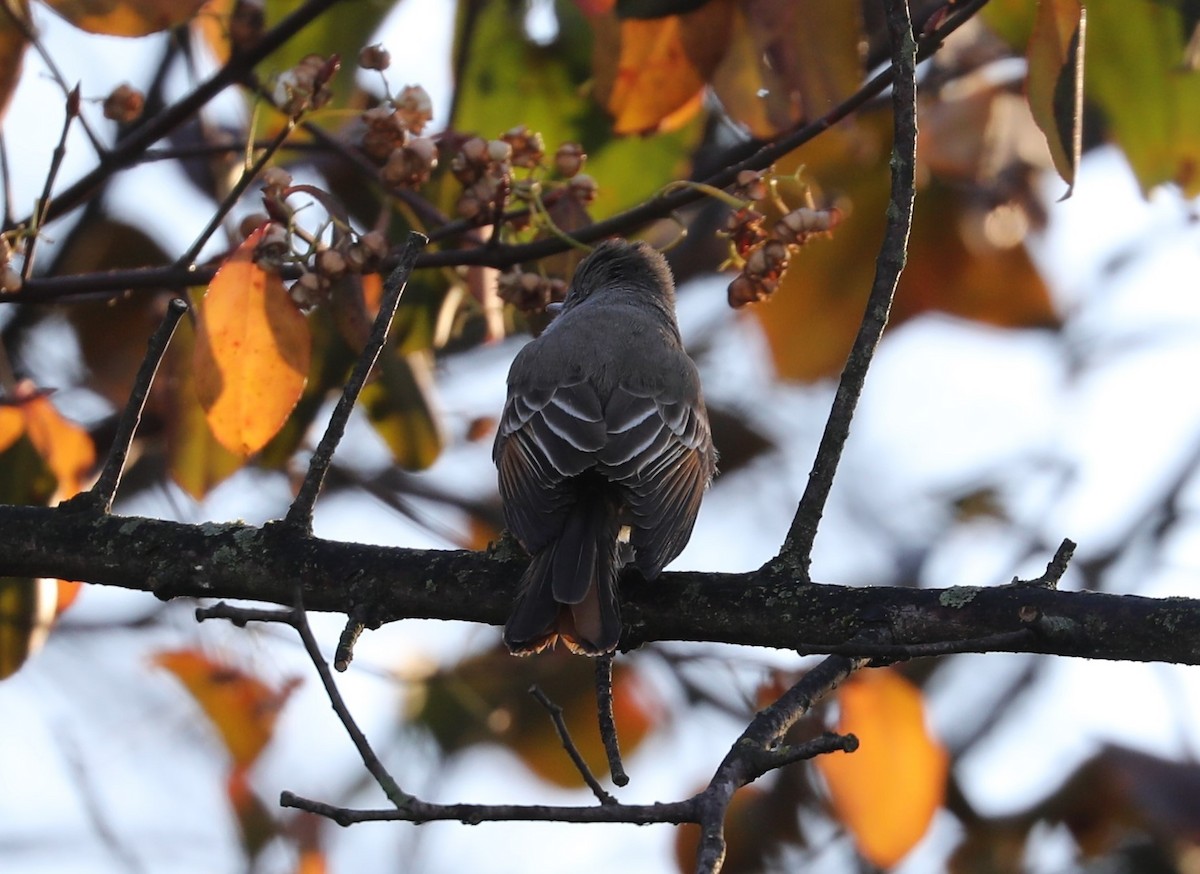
[4,503,1199,664]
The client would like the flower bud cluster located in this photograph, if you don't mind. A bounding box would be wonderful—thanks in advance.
[274,54,339,117]
[497,269,567,314]
[359,84,436,190]
[103,83,144,123]
[723,169,844,308]
[249,166,390,311]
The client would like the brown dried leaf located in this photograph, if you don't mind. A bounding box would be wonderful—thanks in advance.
[1026,0,1085,195]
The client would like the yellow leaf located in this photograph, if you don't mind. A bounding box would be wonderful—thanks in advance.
[165,309,245,498]
[154,649,300,769]
[595,0,733,134]
[21,394,95,499]
[43,0,208,36]
[0,405,23,453]
[0,577,56,680]
[1026,0,1085,194]
[194,228,311,458]
[816,667,948,868]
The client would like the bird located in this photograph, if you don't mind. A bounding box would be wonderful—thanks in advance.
[493,239,716,655]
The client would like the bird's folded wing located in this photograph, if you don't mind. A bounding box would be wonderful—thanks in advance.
[599,386,714,577]
[495,380,607,552]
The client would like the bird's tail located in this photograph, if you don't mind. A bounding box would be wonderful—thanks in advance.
[504,486,623,656]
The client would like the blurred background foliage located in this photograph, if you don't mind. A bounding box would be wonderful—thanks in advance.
[1,0,1200,872]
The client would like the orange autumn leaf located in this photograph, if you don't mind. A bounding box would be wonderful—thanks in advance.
[194,227,311,458]
[596,1,733,134]
[43,0,208,36]
[55,580,83,615]
[296,848,328,874]
[816,667,948,868]
[21,393,95,499]
[154,649,301,769]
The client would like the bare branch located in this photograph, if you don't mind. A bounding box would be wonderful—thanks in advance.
[595,654,629,787]
[8,0,349,232]
[283,231,427,532]
[529,685,618,806]
[196,596,414,808]
[65,297,188,513]
[4,504,1198,664]
[776,0,919,577]
[23,85,80,281]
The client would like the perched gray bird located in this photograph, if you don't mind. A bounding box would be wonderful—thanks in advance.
[494,240,716,655]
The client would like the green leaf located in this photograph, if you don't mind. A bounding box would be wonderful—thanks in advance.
[1083,0,1200,196]
[451,0,701,217]
[1026,0,1085,196]
[361,347,445,471]
[0,576,55,680]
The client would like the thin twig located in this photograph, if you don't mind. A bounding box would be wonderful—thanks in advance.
[761,733,859,771]
[334,615,364,672]
[0,138,13,228]
[0,3,104,152]
[694,653,868,874]
[279,790,697,825]
[196,595,414,807]
[10,0,347,232]
[773,0,919,578]
[23,86,80,281]
[288,591,414,807]
[176,118,297,269]
[284,231,427,531]
[529,685,618,806]
[595,654,629,787]
[72,298,188,512]
[1009,537,1076,589]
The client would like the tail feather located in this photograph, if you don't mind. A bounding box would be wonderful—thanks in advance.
[504,489,623,655]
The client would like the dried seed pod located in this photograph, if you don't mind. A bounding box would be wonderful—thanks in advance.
[567,173,598,204]
[103,83,144,123]
[360,106,409,161]
[502,125,545,169]
[773,206,843,245]
[731,168,770,203]
[253,223,291,273]
[315,248,347,280]
[725,207,767,258]
[554,142,586,178]
[289,271,325,310]
[358,43,391,71]
[394,84,433,134]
